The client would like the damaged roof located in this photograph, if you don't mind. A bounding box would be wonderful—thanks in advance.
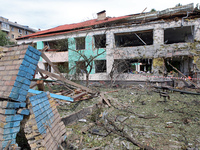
[16,3,196,40]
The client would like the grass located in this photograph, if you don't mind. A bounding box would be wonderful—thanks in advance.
[56,85,200,149]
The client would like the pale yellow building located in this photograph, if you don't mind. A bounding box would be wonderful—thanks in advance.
[0,16,37,43]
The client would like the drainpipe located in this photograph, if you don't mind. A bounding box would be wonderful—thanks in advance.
[181,11,192,26]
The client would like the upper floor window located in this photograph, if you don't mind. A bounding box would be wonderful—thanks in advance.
[11,27,14,31]
[115,30,153,47]
[25,31,28,35]
[18,29,22,34]
[164,26,194,44]
[94,34,106,48]
[75,37,85,50]
[1,23,10,29]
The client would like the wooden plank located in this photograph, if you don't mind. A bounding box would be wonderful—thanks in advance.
[37,80,45,91]
[72,92,87,101]
[36,68,93,93]
[28,89,74,102]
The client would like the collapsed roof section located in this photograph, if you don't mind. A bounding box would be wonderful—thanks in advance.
[16,3,198,40]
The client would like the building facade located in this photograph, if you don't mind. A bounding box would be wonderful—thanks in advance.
[16,3,200,82]
[0,16,37,43]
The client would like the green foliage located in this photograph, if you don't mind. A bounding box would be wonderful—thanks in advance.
[176,3,182,7]
[150,8,156,12]
[0,31,15,46]
[0,31,9,46]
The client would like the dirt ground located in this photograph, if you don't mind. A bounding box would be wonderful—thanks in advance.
[56,84,200,150]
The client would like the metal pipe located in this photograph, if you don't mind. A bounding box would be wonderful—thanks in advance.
[134,33,147,45]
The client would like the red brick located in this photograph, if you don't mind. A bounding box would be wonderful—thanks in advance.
[15,65,21,70]
[1,86,8,91]
[4,81,15,86]
[11,76,17,81]
[0,66,5,71]
[5,65,15,70]
[19,54,25,59]
[0,81,5,85]
[3,61,13,66]
[0,71,7,76]
[8,70,18,75]
[2,76,12,81]
[13,60,23,65]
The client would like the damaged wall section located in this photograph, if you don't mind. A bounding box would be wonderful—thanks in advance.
[0,45,41,149]
[24,92,66,150]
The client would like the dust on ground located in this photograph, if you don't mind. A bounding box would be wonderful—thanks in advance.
[56,84,200,150]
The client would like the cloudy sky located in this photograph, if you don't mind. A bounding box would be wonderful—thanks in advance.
[0,0,199,30]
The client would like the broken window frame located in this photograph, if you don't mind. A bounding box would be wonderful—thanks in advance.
[114,59,152,73]
[44,63,51,72]
[95,60,107,73]
[76,61,86,74]
[44,39,68,52]
[114,30,153,47]
[164,26,194,44]
[75,37,85,50]
[94,34,106,48]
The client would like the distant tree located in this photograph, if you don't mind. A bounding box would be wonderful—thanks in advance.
[0,31,9,46]
[175,3,182,7]
[0,31,15,46]
[150,8,156,12]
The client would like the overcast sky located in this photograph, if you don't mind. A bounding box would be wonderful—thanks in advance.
[0,0,199,30]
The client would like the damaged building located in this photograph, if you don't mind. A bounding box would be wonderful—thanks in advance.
[16,3,200,83]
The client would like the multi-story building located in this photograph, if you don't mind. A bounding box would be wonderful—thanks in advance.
[0,16,37,43]
[16,3,200,82]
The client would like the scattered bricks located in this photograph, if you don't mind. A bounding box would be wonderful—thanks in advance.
[5,65,15,70]
[1,86,8,91]
[3,126,20,135]
[21,84,30,90]
[25,50,33,57]
[0,81,5,86]
[0,66,5,71]
[14,65,21,70]
[3,121,20,128]
[2,76,12,81]
[20,50,27,55]
[25,73,33,80]
[19,65,35,75]
[29,64,37,70]
[4,81,15,86]
[8,70,19,75]
[28,46,41,56]
[19,54,25,59]
[19,102,26,108]
[9,92,19,99]
[0,109,16,115]
[21,60,30,67]
[14,81,22,88]
[24,55,37,65]
[11,76,17,81]
[3,61,13,66]
[11,87,20,94]
[17,109,29,115]
[17,69,28,77]
[13,60,23,65]
[17,45,29,50]
[17,95,26,102]
[0,71,7,76]
[4,101,21,109]
[3,92,10,98]
[5,115,23,122]
[18,89,28,96]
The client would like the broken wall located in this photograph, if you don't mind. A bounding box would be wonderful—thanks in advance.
[24,92,66,150]
[0,45,41,148]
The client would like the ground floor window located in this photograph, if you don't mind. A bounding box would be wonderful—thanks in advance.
[95,60,106,73]
[114,59,152,74]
